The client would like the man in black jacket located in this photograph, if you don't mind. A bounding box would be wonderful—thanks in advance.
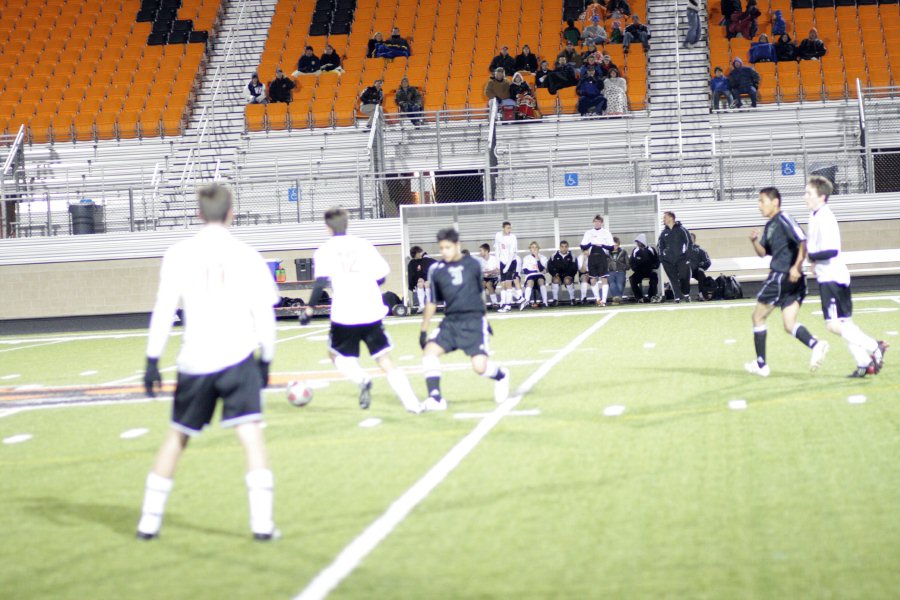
[623,14,650,53]
[268,69,296,103]
[514,45,538,73]
[548,240,578,306]
[407,246,437,312]
[295,47,320,74]
[319,44,342,71]
[658,211,693,303]
[629,233,659,302]
[360,80,384,120]
[489,46,516,75]
[689,232,714,300]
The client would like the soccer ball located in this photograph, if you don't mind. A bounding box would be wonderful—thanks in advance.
[286,380,313,407]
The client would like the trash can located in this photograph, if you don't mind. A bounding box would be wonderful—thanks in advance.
[295,258,314,281]
[69,200,96,235]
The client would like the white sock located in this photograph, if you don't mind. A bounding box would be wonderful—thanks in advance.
[333,355,368,386]
[425,288,432,303]
[539,285,548,305]
[386,369,420,410]
[567,284,575,300]
[581,281,589,299]
[501,289,509,305]
[601,283,609,303]
[138,472,173,535]
[514,289,523,301]
[840,320,878,354]
[415,287,425,307]
[591,283,600,300]
[245,469,275,535]
[551,283,559,301]
[847,343,872,368]
[489,293,498,304]
[480,360,502,379]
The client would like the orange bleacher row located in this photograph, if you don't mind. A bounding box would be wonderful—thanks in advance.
[248,0,649,130]
[0,0,221,143]
[708,2,900,104]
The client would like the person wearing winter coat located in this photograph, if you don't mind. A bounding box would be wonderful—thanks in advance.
[629,233,659,302]
[657,211,693,302]
[603,68,628,114]
[484,68,513,106]
[557,41,583,67]
[295,47,320,75]
[509,72,539,119]
[407,246,437,312]
[728,58,760,108]
[535,60,552,88]
[548,241,579,306]
[710,67,734,110]
[729,0,760,40]
[609,20,624,44]
[798,28,827,60]
[268,69,296,103]
[623,14,650,53]
[688,233,713,300]
[319,45,342,72]
[359,80,384,117]
[607,237,630,303]
[598,52,618,77]
[721,0,742,28]
[367,32,384,58]
[749,33,776,63]
[685,0,701,48]
[395,78,423,125]
[582,15,608,46]
[607,0,631,19]
[489,46,517,75]
[546,57,577,94]
[576,65,607,115]
[771,9,786,37]
[514,45,539,73]
[245,73,267,104]
[563,20,582,46]
[775,34,797,62]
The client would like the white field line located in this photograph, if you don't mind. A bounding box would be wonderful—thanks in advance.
[0,340,67,354]
[292,312,618,600]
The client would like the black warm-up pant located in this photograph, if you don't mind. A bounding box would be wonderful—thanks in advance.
[692,268,712,288]
[663,260,691,298]
[630,270,659,300]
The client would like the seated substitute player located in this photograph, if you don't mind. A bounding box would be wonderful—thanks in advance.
[494,220,527,312]
[478,243,501,308]
[407,246,437,313]
[419,227,510,411]
[299,208,422,414]
[138,184,279,541]
[580,214,615,306]
[548,240,578,306]
[745,187,829,377]
[522,241,550,307]
[804,176,888,377]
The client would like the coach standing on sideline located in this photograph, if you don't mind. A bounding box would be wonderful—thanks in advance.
[658,211,693,303]
[138,184,280,542]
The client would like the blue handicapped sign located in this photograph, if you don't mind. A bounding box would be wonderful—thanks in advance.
[781,162,796,176]
[288,187,299,202]
[564,173,579,187]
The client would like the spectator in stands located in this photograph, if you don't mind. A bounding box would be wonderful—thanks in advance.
[558,40,583,67]
[749,33,776,63]
[623,14,650,54]
[710,66,734,110]
[490,46,516,75]
[598,52,618,78]
[294,47,321,75]
[607,0,631,19]
[582,15,608,47]
[374,28,411,58]
[563,20,582,46]
[604,67,628,114]
[535,60,552,88]
[582,43,601,66]
[509,71,530,99]
[771,9,786,37]
[395,78,423,126]
[319,44,342,72]
[576,64,607,116]
[580,0,606,25]
[607,237,629,303]
[728,58,760,108]
[685,0,701,49]
[729,0,760,40]
[609,20,624,44]
[510,73,540,119]
[721,0,742,28]
[689,233,713,300]
[798,28,826,60]
[245,73,267,104]
[514,45,538,73]
[484,68,513,106]
[367,32,384,58]
[389,27,410,51]
[629,233,659,302]
[775,33,797,62]
[359,79,384,118]
[547,56,577,94]
[580,52,599,78]
[268,68,296,103]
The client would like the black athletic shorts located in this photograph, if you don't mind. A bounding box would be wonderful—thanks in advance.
[330,320,392,358]
[172,354,262,436]
[756,271,807,308]
[430,315,490,357]
[524,273,545,284]
[483,276,499,287]
[588,253,609,278]
[819,281,853,320]
[499,260,518,282]
[553,264,578,279]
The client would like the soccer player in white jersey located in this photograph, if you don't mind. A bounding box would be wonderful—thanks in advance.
[478,243,501,307]
[299,208,422,413]
[522,241,550,307]
[580,214,615,306]
[494,221,527,312]
[138,184,279,541]
[804,176,888,377]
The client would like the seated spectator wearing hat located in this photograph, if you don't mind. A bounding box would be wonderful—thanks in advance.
[797,29,826,60]
[775,34,797,62]
[294,47,320,76]
[367,32,384,58]
[609,20,624,44]
[319,44,342,72]
[395,78,423,126]
[710,66,734,110]
[727,58,760,108]
[598,52,618,78]
[557,40,583,67]
[535,60,552,88]
[490,46,517,74]
[563,20,582,46]
[581,42,601,66]
[546,56,578,94]
[514,45,538,73]
[245,73,267,104]
[484,68,514,107]
[582,15,608,46]
[268,68,296,103]
[580,52,600,78]
[510,72,540,120]
[623,14,650,54]
[359,79,384,117]
[749,33,776,63]
[576,64,607,116]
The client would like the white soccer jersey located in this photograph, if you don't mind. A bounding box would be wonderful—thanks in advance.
[580,227,614,254]
[314,233,390,325]
[480,253,500,277]
[522,253,548,275]
[494,231,519,267]
[146,225,278,375]
[808,203,850,285]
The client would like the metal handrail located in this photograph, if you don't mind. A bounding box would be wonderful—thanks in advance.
[2,125,25,176]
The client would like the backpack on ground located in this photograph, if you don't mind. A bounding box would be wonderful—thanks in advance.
[724,275,743,300]
[699,276,717,300]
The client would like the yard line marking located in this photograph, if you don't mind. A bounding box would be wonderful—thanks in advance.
[292,312,618,600]
[0,340,66,354]
[724,339,737,345]
[79,370,99,377]
[1,374,21,380]
[0,408,26,420]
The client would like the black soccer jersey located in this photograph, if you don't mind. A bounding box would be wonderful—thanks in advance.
[429,255,486,318]
[762,211,806,273]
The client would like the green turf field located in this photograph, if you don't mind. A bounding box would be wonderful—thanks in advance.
[1,295,899,599]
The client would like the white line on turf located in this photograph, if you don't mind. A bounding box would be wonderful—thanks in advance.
[292,312,618,600]
[847,395,867,405]
[603,405,626,417]
[724,339,737,345]
[643,342,656,349]
[454,409,541,420]
[0,340,66,354]
[3,434,32,445]
[358,418,382,428]
[79,370,98,377]
[887,331,898,336]
[120,428,149,439]
[728,399,748,411]
[1,374,21,380]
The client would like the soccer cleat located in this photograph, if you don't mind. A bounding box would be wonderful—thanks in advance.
[423,396,447,412]
[498,305,511,313]
[253,528,282,542]
[596,300,606,307]
[404,399,425,415]
[674,298,680,304]
[517,296,528,311]
[358,379,372,409]
[847,367,869,378]
[683,295,691,303]
[493,368,510,404]
[136,531,159,541]
[809,340,830,372]
[744,361,771,377]
[871,340,889,374]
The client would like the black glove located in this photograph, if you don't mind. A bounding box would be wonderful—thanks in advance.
[299,308,312,326]
[144,357,161,397]
[419,331,428,349]
[258,360,270,388]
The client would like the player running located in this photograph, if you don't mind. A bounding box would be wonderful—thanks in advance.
[804,176,888,377]
[299,207,422,414]
[494,221,526,312]
[580,214,615,306]
[138,184,279,541]
[522,241,549,307]
[745,187,829,377]
[419,228,511,411]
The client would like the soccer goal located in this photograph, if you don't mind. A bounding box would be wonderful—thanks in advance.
[399,194,660,305]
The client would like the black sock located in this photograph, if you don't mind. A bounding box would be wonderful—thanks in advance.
[793,324,817,349]
[753,326,767,366]
[426,376,441,399]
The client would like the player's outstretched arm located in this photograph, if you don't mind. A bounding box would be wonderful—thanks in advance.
[419,302,437,349]
[145,252,180,397]
[749,228,767,258]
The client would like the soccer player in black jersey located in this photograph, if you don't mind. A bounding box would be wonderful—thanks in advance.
[419,228,510,411]
[745,187,829,377]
